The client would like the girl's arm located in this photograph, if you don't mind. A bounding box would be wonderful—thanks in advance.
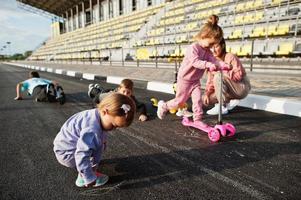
[132,96,147,116]
[14,82,23,100]
[189,44,217,71]
[131,96,148,122]
[227,54,245,82]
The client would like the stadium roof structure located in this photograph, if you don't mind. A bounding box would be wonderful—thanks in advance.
[16,0,84,17]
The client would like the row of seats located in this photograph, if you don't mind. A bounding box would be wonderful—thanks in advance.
[135,39,299,61]
[34,38,299,61]
[29,0,301,62]
[30,3,165,60]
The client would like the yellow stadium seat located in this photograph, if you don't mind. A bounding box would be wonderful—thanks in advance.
[236,3,245,12]
[226,46,231,53]
[229,29,243,39]
[271,0,282,5]
[235,15,244,24]
[276,24,290,35]
[136,48,150,60]
[229,45,241,55]
[151,49,158,58]
[154,38,160,45]
[245,1,254,10]
[244,14,253,23]
[250,26,266,37]
[267,25,277,36]
[176,35,188,43]
[238,44,252,56]
[254,11,264,21]
[276,42,294,55]
[186,22,198,31]
[254,0,263,8]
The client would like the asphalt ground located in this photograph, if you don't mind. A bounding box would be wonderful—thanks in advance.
[0,63,300,200]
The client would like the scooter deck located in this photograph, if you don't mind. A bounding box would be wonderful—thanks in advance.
[182,118,212,133]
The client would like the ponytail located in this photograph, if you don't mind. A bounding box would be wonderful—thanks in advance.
[194,15,223,42]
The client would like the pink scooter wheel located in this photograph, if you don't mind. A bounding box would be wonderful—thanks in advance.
[225,123,236,137]
[208,128,220,142]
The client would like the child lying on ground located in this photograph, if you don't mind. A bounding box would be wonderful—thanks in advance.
[88,79,148,122]
[14,71,65,104]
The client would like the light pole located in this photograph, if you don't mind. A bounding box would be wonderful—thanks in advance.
[3,46,6,58]
[6,42,11,57]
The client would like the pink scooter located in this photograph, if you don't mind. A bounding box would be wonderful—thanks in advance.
[182,66,236,142]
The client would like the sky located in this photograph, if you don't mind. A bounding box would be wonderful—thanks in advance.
[0,0,52,55]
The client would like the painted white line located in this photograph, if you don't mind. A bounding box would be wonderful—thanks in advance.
[147,81,174,94]
[106,76,125,84]
[40,67,46,71]
[66,70,76,77]
[55,69,63,74]
[35,66,40,70]
[83,73,95,80]
[47,68,53,73]
[239,94,301,117]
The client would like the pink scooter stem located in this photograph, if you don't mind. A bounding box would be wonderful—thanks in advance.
[216,66,236,137]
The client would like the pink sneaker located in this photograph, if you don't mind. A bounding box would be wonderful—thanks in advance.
[157,100,167,120]
[193,120,209,129]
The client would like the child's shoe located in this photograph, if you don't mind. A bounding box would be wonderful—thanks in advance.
[227,99,240,111]
[88,85,102,99]
[206,104,228,115]
[88,84,95,98]
[94,84,101,89]
[157,100,167,120]
[57,92,66,105]
[94,172,109,187]
[75,174,85,187]
[56,87,66,105]
[176,109,193,117]
[75,172,109,187]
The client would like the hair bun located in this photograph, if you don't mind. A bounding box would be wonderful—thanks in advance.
[207,15,219,26]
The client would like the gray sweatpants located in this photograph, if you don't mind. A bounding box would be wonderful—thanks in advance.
[207,73,251,104]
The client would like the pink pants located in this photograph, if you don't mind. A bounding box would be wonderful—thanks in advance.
[165,80,203,121]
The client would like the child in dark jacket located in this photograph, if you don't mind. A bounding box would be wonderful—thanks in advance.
[88,79,148,122]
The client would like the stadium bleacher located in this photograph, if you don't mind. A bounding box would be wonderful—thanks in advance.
[22,0,300,65]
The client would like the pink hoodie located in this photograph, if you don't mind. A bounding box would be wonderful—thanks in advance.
[205,52,246,96]
[177,42,223,83]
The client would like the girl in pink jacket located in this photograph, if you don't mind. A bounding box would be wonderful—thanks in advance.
[204,38,251,115]
[157,15,228,128]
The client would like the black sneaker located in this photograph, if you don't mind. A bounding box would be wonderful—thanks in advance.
[57,93,66,105]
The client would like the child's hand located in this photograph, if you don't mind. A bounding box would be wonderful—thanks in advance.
[218,61,233,71]
[14,96,22,100]
[203,95,210,106]
[220,63,232,71]
[139,114,148,122]
[207,63,217,72]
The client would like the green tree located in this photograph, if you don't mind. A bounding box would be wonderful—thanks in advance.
[24,51,32,58]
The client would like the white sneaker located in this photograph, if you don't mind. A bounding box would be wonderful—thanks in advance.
[227,99,240,111]
[88,84,96,98]
[157,100,167,120]
[206,104,228,115]
[176,109,193,117]
[88,84,94,90]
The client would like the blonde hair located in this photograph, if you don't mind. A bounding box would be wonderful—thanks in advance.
[194,15,223,42]
[119,79,133,90]
[98,93,136,126]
